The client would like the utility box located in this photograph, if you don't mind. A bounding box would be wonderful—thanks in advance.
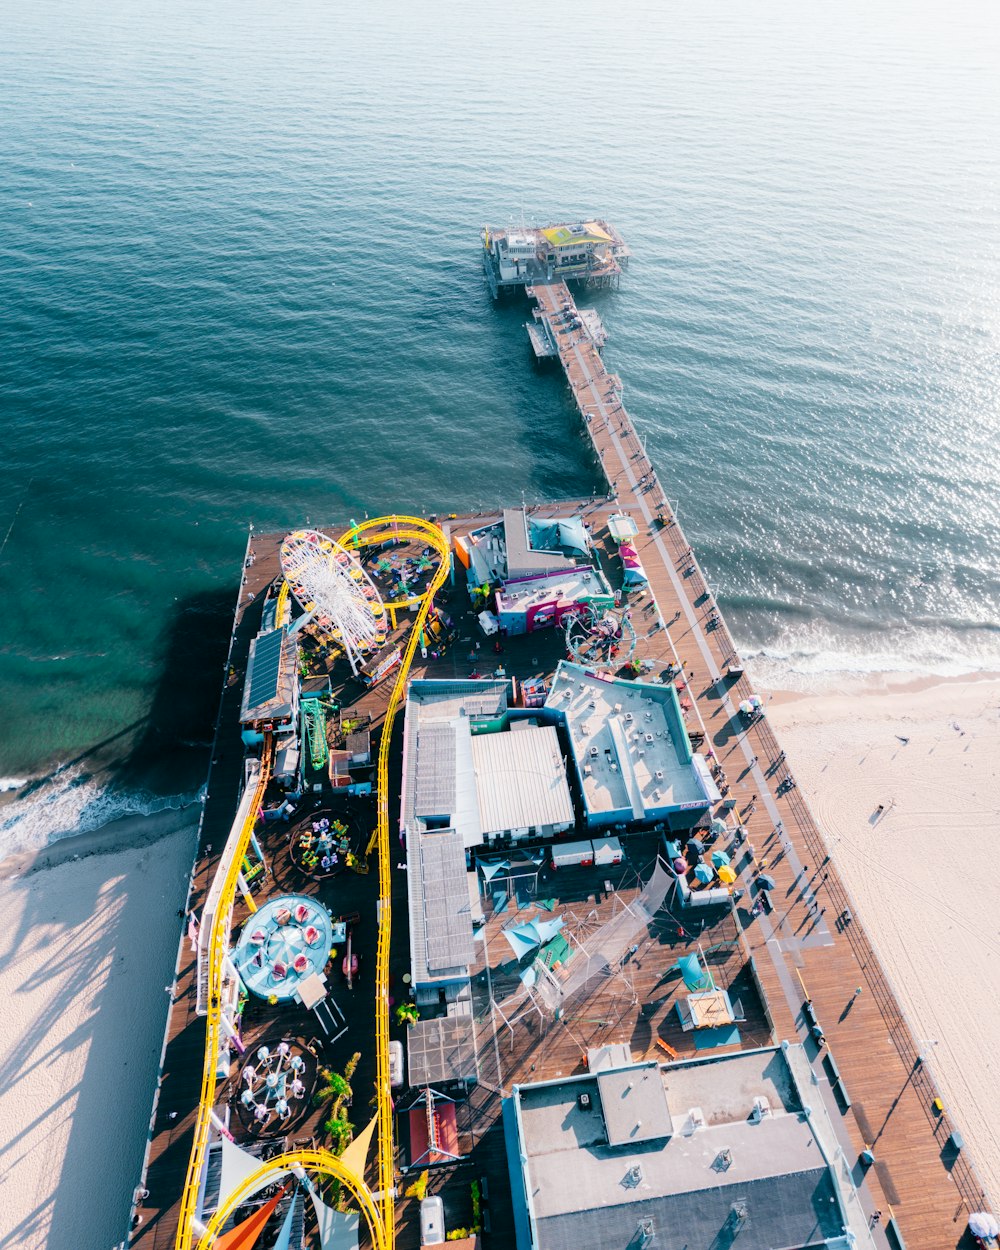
[551,839,595,869]
[591,836,624,867]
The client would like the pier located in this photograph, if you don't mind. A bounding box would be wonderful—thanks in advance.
[127,234,992,1250]
[522,274,991,1249]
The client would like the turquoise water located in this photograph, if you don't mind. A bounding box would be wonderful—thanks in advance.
[2,0,999,850]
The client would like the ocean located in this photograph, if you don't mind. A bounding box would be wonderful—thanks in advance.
[2,0,998,856]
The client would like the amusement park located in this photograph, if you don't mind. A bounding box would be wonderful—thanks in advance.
[126,228,992,1250]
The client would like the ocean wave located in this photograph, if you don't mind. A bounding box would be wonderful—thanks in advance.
[742,624,1000,692]
[0,777,29,793]
[0,766,202,861]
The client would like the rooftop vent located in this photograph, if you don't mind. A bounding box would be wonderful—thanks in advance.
[645,733,654,743]
[622,1164,643,1189]
[578,1091,592,1111]
[655,770,664,780]
[751,1096,771,1122]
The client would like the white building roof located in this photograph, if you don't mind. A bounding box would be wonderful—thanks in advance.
[470,724,574,835]
[496,565,611,616]
[547,664,706,816]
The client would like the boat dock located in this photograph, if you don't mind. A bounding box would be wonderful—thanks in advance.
[521,274,991,1248]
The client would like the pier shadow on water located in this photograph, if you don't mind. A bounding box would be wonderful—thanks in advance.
[0,585,239,1250]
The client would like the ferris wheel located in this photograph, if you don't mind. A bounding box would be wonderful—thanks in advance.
[279,529,387,674]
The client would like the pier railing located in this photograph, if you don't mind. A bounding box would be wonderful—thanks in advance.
[744,709,991,1216]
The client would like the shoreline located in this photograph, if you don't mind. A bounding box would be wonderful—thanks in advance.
[765,670,1000,1206]
[0,800,205,881]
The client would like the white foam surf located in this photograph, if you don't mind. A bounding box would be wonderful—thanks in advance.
[0,766,203,861]
[741,624,1000,694]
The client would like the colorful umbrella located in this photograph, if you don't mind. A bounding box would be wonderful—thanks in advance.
[717,865,737,884]
[687,837,705,855]
[757,874,777,891]
[710,819,728,835]
[694,863,713,884]
[711,850,731,867]
[672,858,688,875]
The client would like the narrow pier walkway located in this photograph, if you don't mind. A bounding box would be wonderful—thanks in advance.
[528,279,991,1250]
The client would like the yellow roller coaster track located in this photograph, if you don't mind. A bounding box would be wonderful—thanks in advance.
[175,516,450,1250]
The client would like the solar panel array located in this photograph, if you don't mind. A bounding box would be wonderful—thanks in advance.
[422,831,476,972]
[244,628,286,716]
[414,723,456,817]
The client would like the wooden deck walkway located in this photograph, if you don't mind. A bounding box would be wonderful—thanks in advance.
[527,278,990,1250]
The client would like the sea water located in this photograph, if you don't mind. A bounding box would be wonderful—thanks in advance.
[2,0,999,853]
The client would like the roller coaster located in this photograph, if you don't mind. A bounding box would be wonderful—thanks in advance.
[175,516,451,1250]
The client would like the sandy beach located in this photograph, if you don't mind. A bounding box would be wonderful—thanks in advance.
[765,671,1000,1206]
[0,806,199,1250]
[0,674,996,1247]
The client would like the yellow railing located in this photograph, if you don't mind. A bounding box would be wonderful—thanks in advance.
[175,517,450,1250]
[338,516,451,1240]
[175,736,272,1247]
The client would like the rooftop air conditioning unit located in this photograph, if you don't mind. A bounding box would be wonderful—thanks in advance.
[637,750,645,757]
[645,733,654,743]
[624,712,633,722]
[610,763,618,772]
[590,746,599,756]
[655,770,664,780]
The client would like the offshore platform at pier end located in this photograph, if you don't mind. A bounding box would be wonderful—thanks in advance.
[126,221,996,1250]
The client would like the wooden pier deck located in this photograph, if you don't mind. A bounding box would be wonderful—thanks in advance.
[526,278,991,1249]
[128,272,990,1250]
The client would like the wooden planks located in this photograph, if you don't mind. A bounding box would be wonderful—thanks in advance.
[528,279,991,1249]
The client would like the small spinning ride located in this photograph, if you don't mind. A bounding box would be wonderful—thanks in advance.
[564,604,636,670]
[280,529,387,675]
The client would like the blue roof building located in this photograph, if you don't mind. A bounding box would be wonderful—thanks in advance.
[542,662,719,832]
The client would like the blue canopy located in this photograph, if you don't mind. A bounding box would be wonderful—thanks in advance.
[694,863,714,884]
[677,952,713,992]
[711,850,731,867]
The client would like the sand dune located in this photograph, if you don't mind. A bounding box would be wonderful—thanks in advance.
[0,808,198,1250]
[766,672,1000,1206]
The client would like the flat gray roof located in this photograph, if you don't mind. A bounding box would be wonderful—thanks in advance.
[402,680,510,848]
[496,566,611,617]
[406,828,476,985]
[514,1049,850,1250]
[597,1062,673,1146]
[470,724,573,835]
[503,507,575,579]
[546,664,706,815]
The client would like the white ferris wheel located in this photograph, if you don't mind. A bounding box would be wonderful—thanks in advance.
[279,529,387,674]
